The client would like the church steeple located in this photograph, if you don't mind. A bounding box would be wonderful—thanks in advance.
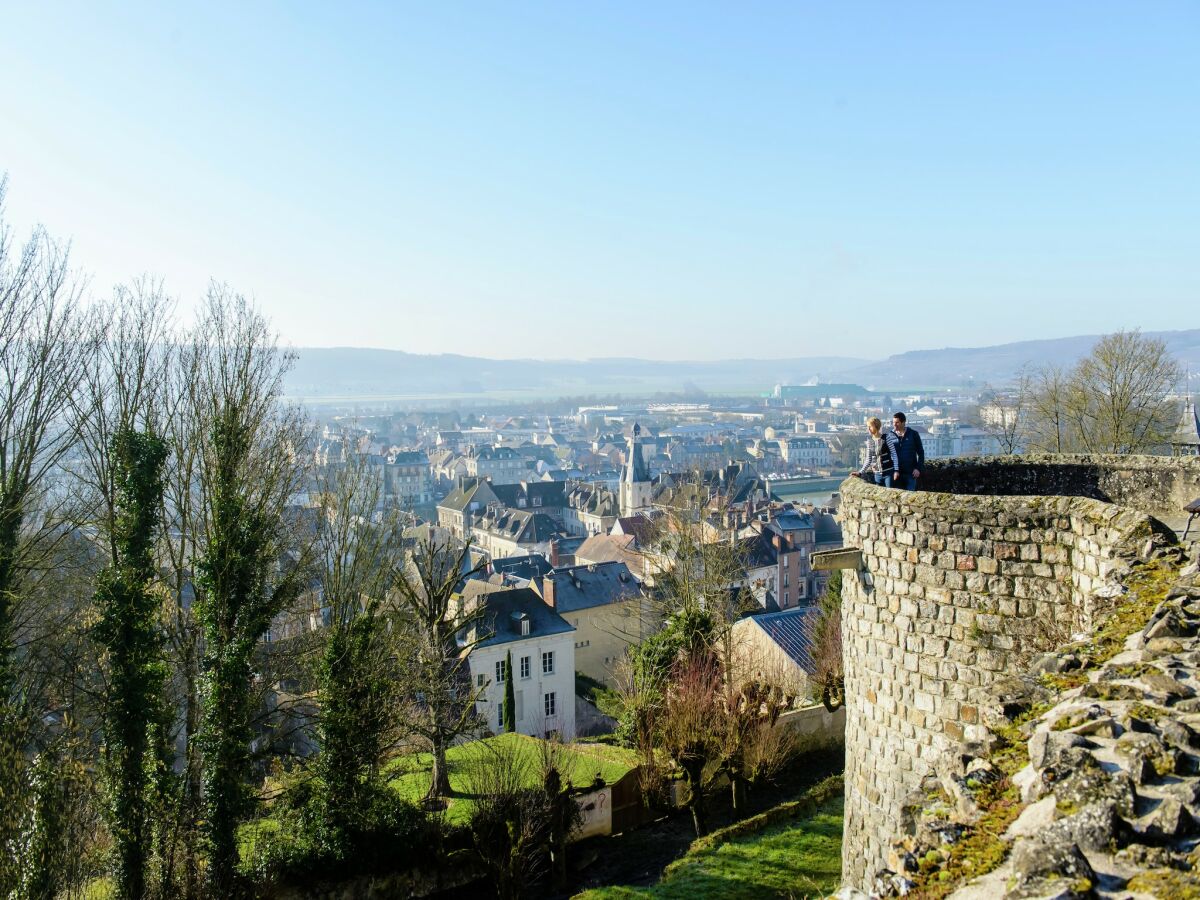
[620,422,651,515]
[1172,395,1200,456]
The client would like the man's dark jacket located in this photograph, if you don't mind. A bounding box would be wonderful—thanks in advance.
[892,427,925,475]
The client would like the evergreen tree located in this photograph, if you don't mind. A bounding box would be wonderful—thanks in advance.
[502,651,516,733]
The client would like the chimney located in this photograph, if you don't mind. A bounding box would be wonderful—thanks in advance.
[543,573,556,609]
[549,539,560,567]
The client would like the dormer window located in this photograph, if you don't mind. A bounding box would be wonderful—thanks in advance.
[521,618,530,636]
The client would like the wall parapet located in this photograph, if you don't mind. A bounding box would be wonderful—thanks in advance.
[838,457,1180,890]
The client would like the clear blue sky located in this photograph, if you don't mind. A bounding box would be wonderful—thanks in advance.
[2,2,1197,360]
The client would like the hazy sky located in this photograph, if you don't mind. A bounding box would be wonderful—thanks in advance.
[2,2,1197,360]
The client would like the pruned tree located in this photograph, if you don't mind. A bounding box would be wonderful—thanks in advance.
[718,674,796,817]
[392,534,486,801]
[189,287,309,897]
[658,653,723,837]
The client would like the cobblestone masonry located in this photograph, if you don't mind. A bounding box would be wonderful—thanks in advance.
[836,456,1189,889]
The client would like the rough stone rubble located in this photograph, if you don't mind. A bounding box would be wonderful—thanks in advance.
[847,546,1200,899]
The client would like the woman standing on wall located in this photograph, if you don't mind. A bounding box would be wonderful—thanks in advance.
[855,417,899,487]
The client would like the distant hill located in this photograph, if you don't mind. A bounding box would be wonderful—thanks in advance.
[284,350,871,400]
[846,329,1200,389]
[285,329,1200,400]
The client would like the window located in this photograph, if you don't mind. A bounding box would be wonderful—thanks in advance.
[498,705,505,728]
[477,673,486,687]
[520,656,530,679]
[533,496,543,507]
[783,572,789,587]
[782,554,789,568]
[783,591,789,607]
[542,651,555,674]
[495,660,506,684]
[544,692,556,717]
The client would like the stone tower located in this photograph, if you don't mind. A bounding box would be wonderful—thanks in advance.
[619,423,652,517]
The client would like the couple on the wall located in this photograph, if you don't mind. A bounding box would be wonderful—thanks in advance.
[856,412,925,491]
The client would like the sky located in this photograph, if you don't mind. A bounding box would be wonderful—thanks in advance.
[1,2,1197,361]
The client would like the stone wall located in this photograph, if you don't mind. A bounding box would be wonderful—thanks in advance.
[838,458,1169,889]
[917,454,1200,526]
[778,703,846,752]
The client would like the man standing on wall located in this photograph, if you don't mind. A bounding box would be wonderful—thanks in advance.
[891,412,925,491]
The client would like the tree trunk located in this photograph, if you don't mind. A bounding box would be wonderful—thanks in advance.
[427,740,452,800]
[683,760,708,837]
[730,775,746,818]
[183,642,202,900]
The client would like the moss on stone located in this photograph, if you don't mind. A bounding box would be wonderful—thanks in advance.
[1126,869,1200,900]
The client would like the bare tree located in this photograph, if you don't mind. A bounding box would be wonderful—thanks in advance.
[0,176,90,896]
[1072,330,1183,454]
[977,372,1030,455]
[1024,363,1076,453]
[391,534,486,802]
[1023,332,1182,455]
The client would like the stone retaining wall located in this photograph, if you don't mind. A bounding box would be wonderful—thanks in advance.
[839,459,1167,889]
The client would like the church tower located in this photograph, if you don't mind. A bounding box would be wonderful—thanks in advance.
[620,423,652,517]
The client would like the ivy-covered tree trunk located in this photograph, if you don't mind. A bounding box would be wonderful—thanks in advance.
[195,411,290,898]
[0,508,25,897]
[502,651,516,733]
[95,429,168,900]
[0,504,21,707]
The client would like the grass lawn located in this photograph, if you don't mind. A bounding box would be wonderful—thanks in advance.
[385,732,639,824]
[575,787,844,900]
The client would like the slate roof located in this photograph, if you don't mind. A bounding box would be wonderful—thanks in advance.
[568,482,619,516]
[491,480,567,510]
[574,534,640,569]
[543,561,642,613]
[464,587,574,649]
[474,508,564,544]
[389,450,429,465]
[438,478,497,513]
[738,532,779,570]
[811,510,842,545]
[489,554,555,581]
[746,607,823,673]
